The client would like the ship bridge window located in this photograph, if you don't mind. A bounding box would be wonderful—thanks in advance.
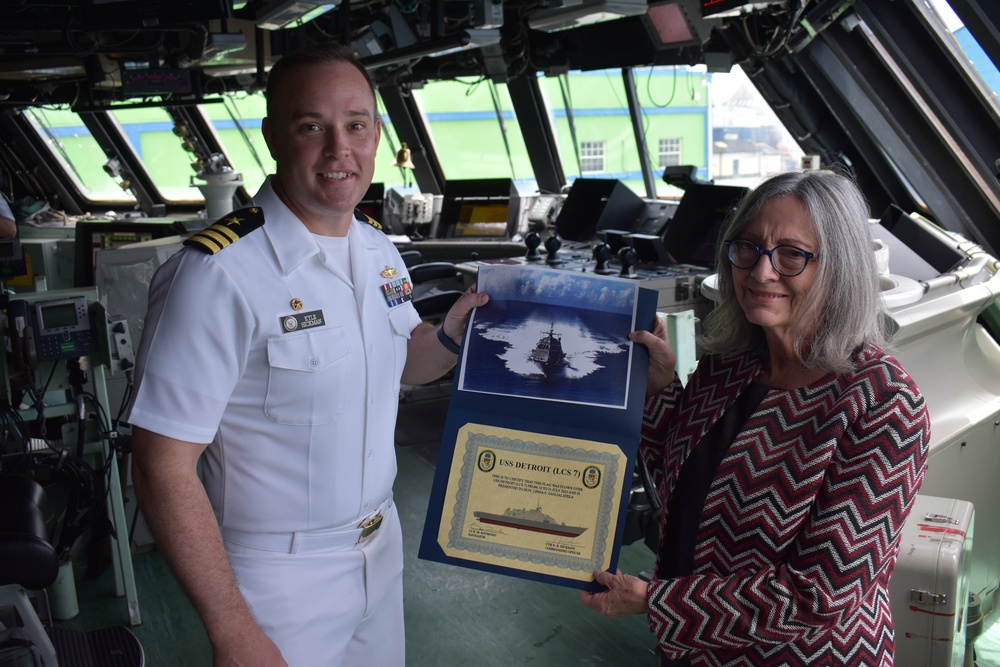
[109,106,205,203]
[25,108,137,204]
[542,70,637,190]
[543,66,803,200]
[926,0,1000,108]
[643,65,803,198]
[200,94,272,196]
[409,78,536,189]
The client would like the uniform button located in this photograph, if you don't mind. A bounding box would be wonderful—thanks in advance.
[369,396,375,406]
[367,449,373,458]
[310,357,319,367]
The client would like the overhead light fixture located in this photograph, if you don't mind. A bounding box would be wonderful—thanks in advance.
[528,0,647,32]
[427,29,501,57]
[257,0,339,30]
[360,30,501,70]
[701,0,782,19]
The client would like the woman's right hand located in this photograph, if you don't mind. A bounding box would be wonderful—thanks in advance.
[629,314,677,396]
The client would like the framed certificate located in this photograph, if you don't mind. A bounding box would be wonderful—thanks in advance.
[419,264,659,590]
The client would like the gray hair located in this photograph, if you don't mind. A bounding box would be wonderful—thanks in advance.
[265,42,376,119]
[701,169,888,373]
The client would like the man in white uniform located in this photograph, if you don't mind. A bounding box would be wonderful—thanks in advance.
[128,42,487,666]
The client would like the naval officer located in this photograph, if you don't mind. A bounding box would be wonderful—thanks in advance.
[129,42,488,667]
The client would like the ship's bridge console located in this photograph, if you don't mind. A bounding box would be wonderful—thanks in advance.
[452,177,750,317]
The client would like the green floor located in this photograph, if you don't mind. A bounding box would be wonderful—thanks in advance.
[58,421,659,666]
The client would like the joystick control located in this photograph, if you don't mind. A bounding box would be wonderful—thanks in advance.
[544,234,564,264]
[524,231,542,261]
[593,243,614,274]
[618,246,638,279]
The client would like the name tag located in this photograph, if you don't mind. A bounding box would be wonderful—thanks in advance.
[280,309,325,333]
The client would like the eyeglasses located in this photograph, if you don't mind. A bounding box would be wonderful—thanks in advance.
[724,239,819,277]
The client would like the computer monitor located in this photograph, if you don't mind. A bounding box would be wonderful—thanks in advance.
[554,178,645,242]
[73,221,178,287]
[437,178,519,239]
[661,182,749,267]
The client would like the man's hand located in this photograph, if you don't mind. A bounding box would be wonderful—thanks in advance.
[214,627,288,667]
[439,283,489,346]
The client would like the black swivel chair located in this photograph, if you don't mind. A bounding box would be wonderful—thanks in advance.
[394,251,466,449]
[399,250,464,323]
[0,475,60,666]
[0,474,146,665]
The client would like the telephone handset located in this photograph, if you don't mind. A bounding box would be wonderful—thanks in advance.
[5,298,37,371]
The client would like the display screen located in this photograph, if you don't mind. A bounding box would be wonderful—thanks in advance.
[94,230,154,251]
[38,302,79,330]
[454,204,509,237]
[662,183,749,266]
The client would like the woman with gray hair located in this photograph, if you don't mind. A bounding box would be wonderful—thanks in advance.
[581,169,930,666]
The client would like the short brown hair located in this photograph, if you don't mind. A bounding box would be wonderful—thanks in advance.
[265,42,376,118]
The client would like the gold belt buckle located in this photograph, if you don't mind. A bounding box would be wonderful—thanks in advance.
[358,511,384,543]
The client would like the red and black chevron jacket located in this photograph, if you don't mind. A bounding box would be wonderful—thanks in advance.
[640,344,930,666]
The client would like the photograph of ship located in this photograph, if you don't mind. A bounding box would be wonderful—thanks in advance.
[473,504,588,539]
[459,265,638,408]
[530,323,568,375]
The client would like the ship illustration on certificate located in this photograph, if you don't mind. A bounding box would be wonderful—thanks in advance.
[473,502,587,539]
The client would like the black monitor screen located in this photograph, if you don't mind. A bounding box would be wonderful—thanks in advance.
[555,179,645,242]
[74,221,176,287]
[662,182,749,267]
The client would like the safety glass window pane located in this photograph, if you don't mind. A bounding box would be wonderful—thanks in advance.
[23,107,136,204]
[109,106,201,202]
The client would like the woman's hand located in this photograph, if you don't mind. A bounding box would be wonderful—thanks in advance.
[629,315,677,396]
[579,569,648,618]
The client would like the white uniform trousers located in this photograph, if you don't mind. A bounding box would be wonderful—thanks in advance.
[222,501,404,666]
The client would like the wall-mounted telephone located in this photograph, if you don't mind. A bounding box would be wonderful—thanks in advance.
[6,295,96,370]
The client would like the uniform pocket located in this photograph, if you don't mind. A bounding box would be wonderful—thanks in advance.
[265,328,349,425]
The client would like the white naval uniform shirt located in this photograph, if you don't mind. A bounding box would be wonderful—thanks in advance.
[128,178,422,533]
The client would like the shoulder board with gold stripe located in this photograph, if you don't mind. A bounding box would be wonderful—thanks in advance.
[355,209,383,233]
[184,206,265,254]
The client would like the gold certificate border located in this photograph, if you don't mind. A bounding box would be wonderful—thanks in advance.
[438,423,627,582]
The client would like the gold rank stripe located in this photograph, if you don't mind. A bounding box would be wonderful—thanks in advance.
[357,209,383,231]
[188,223,241,253]
[184,206,265,254]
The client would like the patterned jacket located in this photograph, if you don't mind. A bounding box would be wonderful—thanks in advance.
[640,344,930,666]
